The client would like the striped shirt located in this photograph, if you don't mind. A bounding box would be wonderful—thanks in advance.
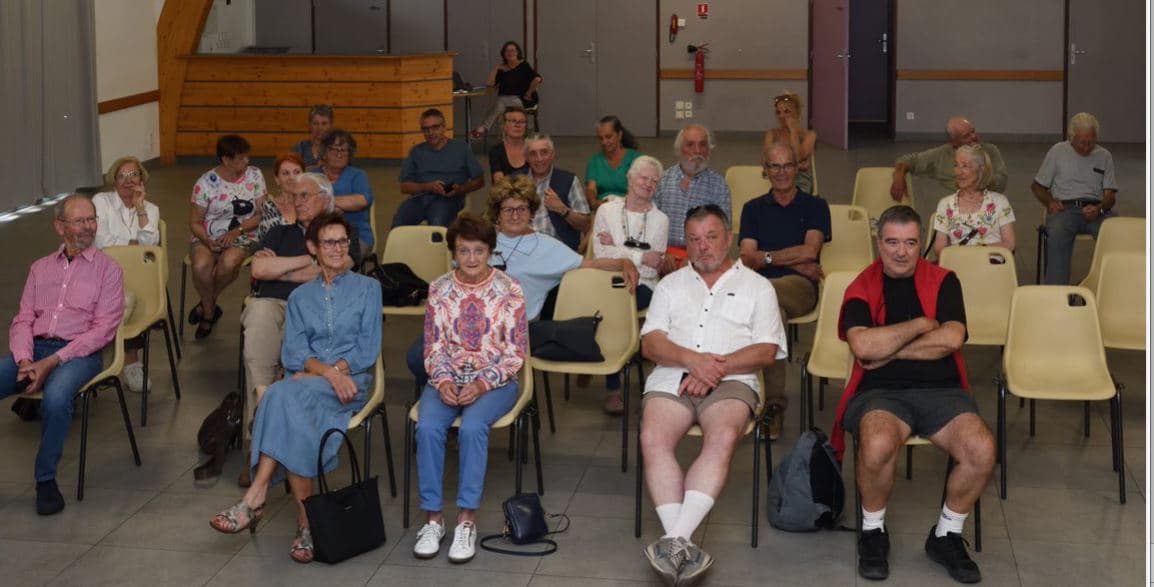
[9,245,124,364]
[655,165,731,247]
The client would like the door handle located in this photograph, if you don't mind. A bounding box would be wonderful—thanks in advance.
[584,43,596,64]
[1070,43,1087,64]
[835,51,851,60]
[880,33,888,54]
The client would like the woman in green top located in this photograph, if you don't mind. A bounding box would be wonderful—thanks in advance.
[584,115,640,211]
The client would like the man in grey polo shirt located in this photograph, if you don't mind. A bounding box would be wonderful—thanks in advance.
[1032,112,1118,285]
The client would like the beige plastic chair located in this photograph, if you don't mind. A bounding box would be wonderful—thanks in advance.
[359,204,382,270]
[799,271,856,430]
[156,220,182,360]
[997,285,1125,503]
[822,205,874,275]
[808,149,820,196]
[380,225,452,317]
[852,167,914,234]
[531,269,640,471]
[1033,206,1094,284]
[634,373,770,547]
[402,362,540,528]
[103,245,182,427]
[1079,216,1145,292]
[254,354,396,497]
[725,165,769,235]
[1096,251,1146,351]
[938,245,1018,346]
[26,308,140,501]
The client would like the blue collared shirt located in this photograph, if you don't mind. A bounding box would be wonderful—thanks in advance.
[655,165,731,247]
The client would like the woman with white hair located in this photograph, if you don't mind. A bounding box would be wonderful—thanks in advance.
[930,144,1016,258]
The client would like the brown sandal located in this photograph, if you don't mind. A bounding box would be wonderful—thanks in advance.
[290,528,314,563]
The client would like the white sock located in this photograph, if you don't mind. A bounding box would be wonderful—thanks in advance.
[935,505,968,537]
[655,503,682,534]
[861,507,886,532]
[666,490,715,542]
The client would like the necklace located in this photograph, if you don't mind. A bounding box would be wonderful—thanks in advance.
[620,201,649,242]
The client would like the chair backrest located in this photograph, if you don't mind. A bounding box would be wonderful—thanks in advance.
[102,245,167,327]
[808,149,819,196]
[381,226,452,284]
[1096,251,1146,351]
[553,268,639,363]
[852,167,914,233]
[821,205,874,275]
[806,271,856,380]
[938,245,1018,346]
[158,218,168,249]
[1080,216,1145,292]
[724,165,768,234]
[349,355,385,429]
[368,204,379,253]
[492,360,535,429]
[1003,285,1111,394]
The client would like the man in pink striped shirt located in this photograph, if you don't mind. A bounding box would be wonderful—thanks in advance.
[1,194,124,515]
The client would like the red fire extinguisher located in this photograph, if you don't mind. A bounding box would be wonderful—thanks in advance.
[688,43,709,93]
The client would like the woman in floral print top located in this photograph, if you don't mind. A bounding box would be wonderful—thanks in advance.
[930,144,1016,258]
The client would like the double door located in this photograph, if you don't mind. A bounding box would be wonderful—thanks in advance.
[536,0,657,137]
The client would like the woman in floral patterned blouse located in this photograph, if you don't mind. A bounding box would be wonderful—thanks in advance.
[412,213,528,564]
[930,144,1016,258]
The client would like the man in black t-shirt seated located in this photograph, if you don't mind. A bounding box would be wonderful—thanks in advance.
[832,205,994,584]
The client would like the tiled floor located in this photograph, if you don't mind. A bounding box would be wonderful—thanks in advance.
[0,132,1145,586]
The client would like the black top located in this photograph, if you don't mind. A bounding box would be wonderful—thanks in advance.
[839,273,966,391]
[253,223,362,300]
[488,143,531,179]
[496,61,540,105]
[738,190,832,280]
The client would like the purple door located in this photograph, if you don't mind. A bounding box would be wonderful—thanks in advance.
[810,0,850,149]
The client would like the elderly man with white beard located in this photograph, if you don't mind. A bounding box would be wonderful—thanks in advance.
[654,124,731,275]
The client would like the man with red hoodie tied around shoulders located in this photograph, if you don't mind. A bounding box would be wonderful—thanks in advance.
[832,205,994,584]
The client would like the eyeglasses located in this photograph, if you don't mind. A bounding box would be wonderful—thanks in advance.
[61,216,97,227]
[765,162,797,173]
[420,123,445,132]
[318,237,350,249]
[116,170,141,181]
[292,191,318,201]
[505,119,528,126]
[501,205,531,216]
[327,146,350,154]
[773,94,796,104]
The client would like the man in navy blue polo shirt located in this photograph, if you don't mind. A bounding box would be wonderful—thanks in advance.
[737,142,831,439]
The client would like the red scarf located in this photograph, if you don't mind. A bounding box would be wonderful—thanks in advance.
[830,258,970,461]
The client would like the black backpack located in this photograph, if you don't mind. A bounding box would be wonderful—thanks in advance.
[766,428,845,532]
[371,262,429,307]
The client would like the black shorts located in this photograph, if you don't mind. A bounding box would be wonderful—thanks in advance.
[842,387,978,438]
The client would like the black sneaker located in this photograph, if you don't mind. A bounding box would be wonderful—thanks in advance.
[35,479,65,516]
[924,526,982,583]
[857,528,890,580]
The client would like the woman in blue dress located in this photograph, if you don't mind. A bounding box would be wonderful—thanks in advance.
[209,213,382,564]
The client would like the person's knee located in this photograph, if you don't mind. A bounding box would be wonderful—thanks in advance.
[39,391,74,418]
[701,422,742,450]
[857,429,901,470]
[415,419,448,442]
[960,426,996,472]
[458,419,489,443]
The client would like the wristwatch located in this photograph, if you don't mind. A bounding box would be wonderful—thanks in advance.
[763,252,774,267]
[561,208,571,218]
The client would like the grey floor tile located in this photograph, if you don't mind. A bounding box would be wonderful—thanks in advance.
[1000,486,1144,545]
[206,554,379,587]
[529,577,661,587]
[699,522,855,587]
[567,466,656,523]
[366,564,532,587]
[101,491,272,555]
[1013,539,1143,587]
[0,486,155,545]
[533,515,659,582]
[849,534,1020,587]
[998,442,1139,495]
[48,545,231,587]
[385,509,543,574]
[0,539,92,587]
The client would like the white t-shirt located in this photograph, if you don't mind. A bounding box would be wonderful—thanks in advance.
[93,191,161,249]
[641,260,787,397]
[592,196,669,290]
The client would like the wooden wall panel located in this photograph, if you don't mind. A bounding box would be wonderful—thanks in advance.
[177,107,435,134]
[183,54,452,82]
[180,80,450,108]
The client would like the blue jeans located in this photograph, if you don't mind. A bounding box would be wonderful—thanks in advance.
[416,379,518,511]
[391,194,466,228]
[0,339,102,482]
[406,337,427,388]
[1045,207,1107,285]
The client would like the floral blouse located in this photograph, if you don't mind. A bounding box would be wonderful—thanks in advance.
[190,166,267,247]
[931,190,1015,247]
[424,269,528,391]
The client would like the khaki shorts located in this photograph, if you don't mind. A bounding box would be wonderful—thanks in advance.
[643,380,759,421]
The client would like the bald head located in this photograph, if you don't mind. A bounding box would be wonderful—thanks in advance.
[946,117,979,147]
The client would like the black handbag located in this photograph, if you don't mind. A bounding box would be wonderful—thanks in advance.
[529,311,604,362]
[371,262,429,307]
[479,492,569,556]
[302,428,386,564]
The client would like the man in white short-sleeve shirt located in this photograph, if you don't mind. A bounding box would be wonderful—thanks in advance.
[638,204,786,586]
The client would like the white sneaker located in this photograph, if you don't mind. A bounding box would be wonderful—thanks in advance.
[412,521,445,559]
[448,521,477,564]
[122,362,150,393]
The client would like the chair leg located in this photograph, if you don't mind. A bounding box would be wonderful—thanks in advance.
[161,322,181,400]
[179,264,187,340]
[998,383,1007,500]
[974,497,982,552]
[77,391,91,502]
[1083,401,1091,438]
[1028,399,1036,437]
[140,330,151,427]
[819,377,827,412]
[621,365,630,473]
[1035,224,1047,285]
[379,405,397,498]
[563,373,570,401]
[237,326,245,392]
[403,408,413,529]
[752,423,762,548]
[165,287,182,360]
[1113,390,1126,504]
[798,356,808,434]
[540,371,556,434]
[531,405,544,495]
[513,417,524,495]
[634,410,643,538]
[853,434,862,553]
[905,445,914,480]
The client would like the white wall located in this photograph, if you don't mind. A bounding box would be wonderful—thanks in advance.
[94,0,165,169]
[197,0,256,54]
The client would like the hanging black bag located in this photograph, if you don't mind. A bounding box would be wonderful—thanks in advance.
[528,311,604,362]
[371,262,429,307]
[303,428,386,563]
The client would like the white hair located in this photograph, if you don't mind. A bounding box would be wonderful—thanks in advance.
[673,124,716,153]
[1068,112,1099,139]
[298,172,336,213]
[626,155,664,181]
